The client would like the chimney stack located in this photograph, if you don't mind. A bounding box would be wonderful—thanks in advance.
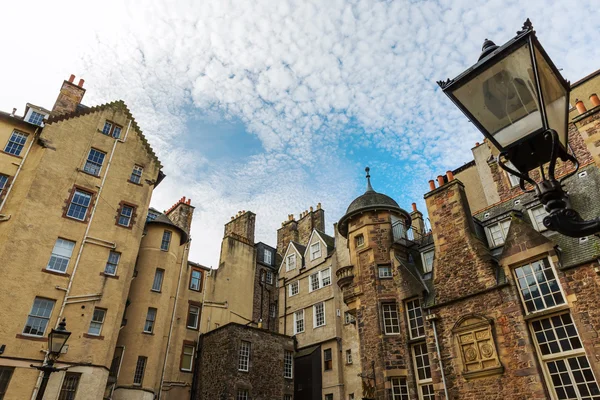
[165,196,195,232]
[410,202,425,235]
[412,202,417,212]
[10,108,16,117]
[575,99,587,115]
[590,94,600,108]
[224,211,256,244]
[51,74,86,116]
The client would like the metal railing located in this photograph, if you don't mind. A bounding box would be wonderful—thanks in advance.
[392,221,429,244]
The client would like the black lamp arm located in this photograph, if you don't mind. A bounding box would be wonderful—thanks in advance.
[497,154,537,193]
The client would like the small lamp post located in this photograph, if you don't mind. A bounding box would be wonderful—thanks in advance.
[437,19,600,237]
[32,319,71,400]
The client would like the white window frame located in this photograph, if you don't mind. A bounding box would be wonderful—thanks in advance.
[513,258,566,315]
[309,272,320,292]
[321,267,331,287]
[238,341,251,372]
[412,343,434,400]
[382,303,400,335]
[46,238,76,273]
[421,250,434,273]
[152,269,164,292]
[23,297,55,337]
[485,218,511,247]
[286,254,296,271]
[284,350,293,379]
[313,302,326,328]
[406,298,425,340]
[104,251,120,276]
[344,312,356,324]
[181,344,195,371]
[133,356,147,385]
[270,303,277,318]
[528,205,549,232]
[237,389,249,400]
[293,309,304,334]
[144,308,157,333]
[187,305,200,329]
[88,308,106,336]
[505,161,521,187]
[355,234,365,247]
[264,249,272,264]
[289,281,299,297]
[265,270,273,285]
[310,242,321,260]
[4,130,28,156]
[83,148,106,176]
[28,110,46,126]
[390,377,409,400]
[130,165,143,184]
[378,265,393,278]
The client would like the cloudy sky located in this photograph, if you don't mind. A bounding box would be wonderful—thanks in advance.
[2,0,599,266]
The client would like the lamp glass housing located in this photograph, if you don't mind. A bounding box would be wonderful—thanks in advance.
[48,328,71,355]
[451,42,542,149]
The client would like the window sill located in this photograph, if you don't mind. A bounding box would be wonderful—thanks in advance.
[64,215,87,224]
[186,326,199,331]
[77,168,101,179]
[180,369,193,373]
[151,289,162,293]
[127,179,144,187]
[16,334,47,342]
[100,272,119,280]
[116,223,133,229]
[83,333,104,340]
[41,268,70,277]
[378,276,393,280]
[0,150,23,159]
[160,248,169,252]
[142,331,154,335]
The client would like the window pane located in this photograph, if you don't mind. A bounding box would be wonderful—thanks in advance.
[284,350,293,378]
[182,345,194,371]
[133,356,147,385]
[23,298,55,336]
[515,259,564,313]
[382,303,400,334]
[391,377,409,400]
[187,306,199,329]
[4,131,28,156]
[321,268,331,286]
[0,367,15,398]
[83,149,105,176]
[47,239,76,273]
[238,341,251,371]
[161,231,172,251]
[406,299,425,339]
[294,310,304,334]
[118,205,133,227]
[104,251,120,275]
[314,302,325,327]
[67,190,92,220]
[102,122,112,135]
[152,269,164,291]
[58,372,81,400]
[413,343,432,381]
[310,273,320,291]
[130,165,143,184]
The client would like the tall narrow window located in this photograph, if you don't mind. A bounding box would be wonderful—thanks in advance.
[314,302,326,328]
[118,204,134,227]
[286,254,296,271]
[390,377,409,400]
[284,350,293,378]
[112,125,122,139]
[130,165,143,184]
[265,270,273,285]
[382,303,400,335]
[161,230,172,251]
[309,272,320,292]
[187,305,200,329]
[289,281,299,297]
[88,308,106,336]
[237,390,249,400]
[264,249,272,264]
[109,347,124,379]
[66,189,92,221]
[321,268,331,286]
[346,349,353,364]
[0,174,8,197]
[83,148,106,176]
[102,121,122,138]
[102,121,113,135]
[529,205,549,232]
[506,161,521,187]
[181,344,195,371]
[412,343,434,400]
[4,131,27,156]
[152,269,164,292]
[133,356,147,385]
[47,238,75,273]
[190,269,202,291]
[270,303,277,318]
[23,297,55,337]
[238,341,251,371]
[421,250,434,273]
[406,299,425,340]
[323,348,332,370]
[325,395,333,400]
[0,367,15,399]
[58,372,81,400]
[104,251,120,275]
[144,308,156,333]
[294,310,304,334]
[310,242,321,260]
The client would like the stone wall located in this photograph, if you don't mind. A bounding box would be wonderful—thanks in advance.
[251,264,278,331]
[166,197,194,232]
[224,211,255,244]
[193,323,294,400]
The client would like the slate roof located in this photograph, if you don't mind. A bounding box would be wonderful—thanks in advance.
[315,229,335,255]
[147,213,189,244]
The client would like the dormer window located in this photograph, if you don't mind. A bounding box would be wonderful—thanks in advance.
[485,219,511,247]
[264,249,272,265]
[286,254,296,271]
[310,242,321,260]
[28,111,45,126]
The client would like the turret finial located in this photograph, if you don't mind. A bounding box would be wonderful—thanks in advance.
[365,166,374,193]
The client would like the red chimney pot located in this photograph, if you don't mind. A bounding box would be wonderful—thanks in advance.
[428,180,435,191]
[575,99,587,115]
[411,202,417,212]
[68,74,75,83]
[446,170,454,181]
[77,79,85,88]
[590,94,600,108]
[437,175,445,186]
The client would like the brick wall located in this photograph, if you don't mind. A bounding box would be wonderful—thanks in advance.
[193,323,294,400]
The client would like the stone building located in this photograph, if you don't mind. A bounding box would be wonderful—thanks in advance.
[0,75,204,400]
[277,205,363,400]
[336,69,600,400]
[201,211,279,333]
[191,323,294,400]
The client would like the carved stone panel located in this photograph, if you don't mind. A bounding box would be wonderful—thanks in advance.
[453,315,504,379]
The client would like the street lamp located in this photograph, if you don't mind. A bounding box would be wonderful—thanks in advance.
[32,318,71,400]
[437,19,600,237]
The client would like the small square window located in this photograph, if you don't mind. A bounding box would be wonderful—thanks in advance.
[102,121,113,135]
[118,204,134,227]
[66,189,92,221]
[47,238,75,273]
[378,266,393,278]
[4,131,28,156]
[83,149,106,176]
[355,234,364,247]
[529,205,549,232]
[88,308,106,336]
[28,111,45,126]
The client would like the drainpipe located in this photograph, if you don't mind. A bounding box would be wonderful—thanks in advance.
[427,312,449,399]
[0,126,39,213]
[158,241,190,400]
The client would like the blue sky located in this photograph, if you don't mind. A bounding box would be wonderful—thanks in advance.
[2,0,600,266]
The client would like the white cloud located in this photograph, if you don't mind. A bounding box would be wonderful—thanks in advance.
[1,0,599,265]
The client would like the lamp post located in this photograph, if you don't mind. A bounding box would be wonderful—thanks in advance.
[31,318,71,400]
[437,18,600,238]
